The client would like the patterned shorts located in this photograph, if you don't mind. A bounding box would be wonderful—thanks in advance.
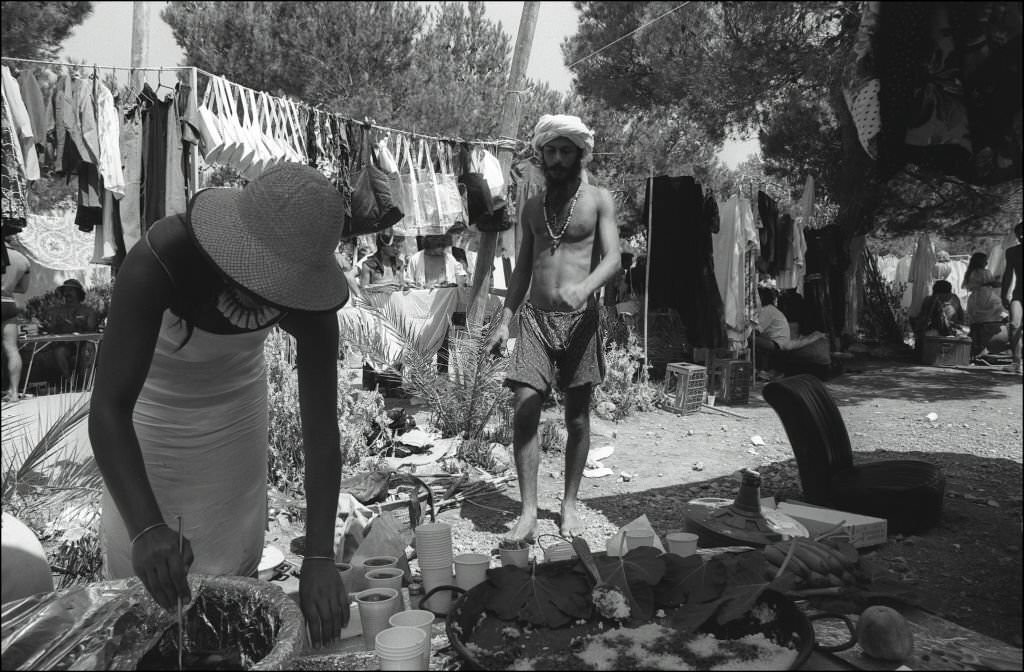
[505,301,605,395]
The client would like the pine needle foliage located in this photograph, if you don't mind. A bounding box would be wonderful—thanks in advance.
[343,292,512,441]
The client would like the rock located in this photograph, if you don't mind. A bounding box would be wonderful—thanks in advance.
[925,412,939,422]
[692,462,705,471]
[857,606,914,662]
[987,499,1000,507]
[750,435,766,446]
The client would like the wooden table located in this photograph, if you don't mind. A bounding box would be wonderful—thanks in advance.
[18,332,103,394]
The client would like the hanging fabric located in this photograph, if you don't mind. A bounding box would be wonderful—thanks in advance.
[713,194,759,337]
[345,125,403,239]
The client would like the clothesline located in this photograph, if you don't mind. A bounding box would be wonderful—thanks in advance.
[2,55,523,152]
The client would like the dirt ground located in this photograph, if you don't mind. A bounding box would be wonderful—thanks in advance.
[394,360,1023,648]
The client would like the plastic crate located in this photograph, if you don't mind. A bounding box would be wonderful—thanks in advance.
[921,336,971,367]
[663,362,706,415]
[710,358,753,405]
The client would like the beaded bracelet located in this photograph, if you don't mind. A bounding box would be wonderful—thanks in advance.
[130,522,168,546]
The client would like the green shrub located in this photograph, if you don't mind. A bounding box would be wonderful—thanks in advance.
[264,328,387,494]
[592,335,666,421]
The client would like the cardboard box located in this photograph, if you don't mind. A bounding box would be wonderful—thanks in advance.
[776,501,887,548]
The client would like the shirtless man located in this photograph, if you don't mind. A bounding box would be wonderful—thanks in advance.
[1002,221,1022,373]
[485,114,621,540]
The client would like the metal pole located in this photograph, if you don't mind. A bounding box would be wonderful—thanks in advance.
[130,1,150,92]
[466,0,540,327]
[190,67,200,196]
[643,167,654,369]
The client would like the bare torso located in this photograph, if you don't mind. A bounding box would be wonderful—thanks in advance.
[523,183,604,311]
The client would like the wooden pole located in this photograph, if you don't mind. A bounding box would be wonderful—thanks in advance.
[130,1,150,92]
[643,167,654,369]
[466,1,540,327]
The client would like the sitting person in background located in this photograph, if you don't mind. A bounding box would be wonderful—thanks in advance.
[965,269,1008,362]
[406,234,468,289]
[41,279,99,388]
[755,286,830,380]
[359,229,407,290]
[962,252,991,292]
[916,279,966,338]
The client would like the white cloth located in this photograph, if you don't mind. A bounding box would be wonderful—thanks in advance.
[95,81,125,197]
[531,114,594,160]
[713,195,758,333]
[1,65,39,180]
[908,233,937,318]
[102,310,272,580]
[405,250,466,287]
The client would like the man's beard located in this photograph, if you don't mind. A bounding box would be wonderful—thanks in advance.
[543,156,583,187]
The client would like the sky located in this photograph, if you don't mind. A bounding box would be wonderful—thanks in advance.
[58,1,757,167]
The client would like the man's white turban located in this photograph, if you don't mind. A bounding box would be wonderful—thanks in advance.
[532,114,594,161]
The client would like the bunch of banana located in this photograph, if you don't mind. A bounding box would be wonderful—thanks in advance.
[761,537,862,589]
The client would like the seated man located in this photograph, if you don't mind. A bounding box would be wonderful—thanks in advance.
[915,279,966,338]
[965,269,1009,362]
[40,279,99,388]
[755,286,830,380]
[405,234,467,289]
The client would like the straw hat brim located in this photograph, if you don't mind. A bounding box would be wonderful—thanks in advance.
[188,188,348,312]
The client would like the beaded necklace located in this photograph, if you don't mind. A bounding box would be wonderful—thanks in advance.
[543,183,582,253]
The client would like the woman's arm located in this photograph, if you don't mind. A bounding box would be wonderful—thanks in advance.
[279,310,349,645]
[88,234,193,609]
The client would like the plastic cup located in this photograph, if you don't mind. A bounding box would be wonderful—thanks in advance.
[453,553,490,591]
[389,609,435,669]
[335,562,355,594]
[356,588,401,651]
[366,567,405,592]
[666,531,699,557]
[498,545,530,568]
[419,568,454,615]
[625,528,655,550]
[376,626,428,671]
[363,555,399,570]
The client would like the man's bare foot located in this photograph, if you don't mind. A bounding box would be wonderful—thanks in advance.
[505,516,537,544]
[2,392,18,403]
[559,503,584,537]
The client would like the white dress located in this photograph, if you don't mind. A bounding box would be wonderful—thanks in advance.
[101,309,272,579]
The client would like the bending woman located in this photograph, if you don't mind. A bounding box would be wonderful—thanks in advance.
[88,164,351,646]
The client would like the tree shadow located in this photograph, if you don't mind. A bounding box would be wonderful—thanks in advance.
[821,360,1021,406]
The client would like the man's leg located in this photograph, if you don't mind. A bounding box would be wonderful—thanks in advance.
[1008,299,1023,372]
[506,383,544,542]
[560,383,593,537]
[2,323,21,401]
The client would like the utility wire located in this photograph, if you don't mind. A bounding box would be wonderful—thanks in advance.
[566,1,693,70]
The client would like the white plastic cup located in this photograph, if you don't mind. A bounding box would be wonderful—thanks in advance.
[363,555,399,570]
[366,567,405,592]
[335,562,355,594]
[376,626,428,671]
[624,528,655,550]
[356,587,402,651]
[498,545,530,568]
[419,568,454,615]
[453,553,490,591]
[389,609,435,669]
[666,531,699,557]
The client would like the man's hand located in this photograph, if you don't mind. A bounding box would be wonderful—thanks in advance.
[485,323,510,357]
[131,524,193,610]
[557,283,589,311]
[299,558,350,648]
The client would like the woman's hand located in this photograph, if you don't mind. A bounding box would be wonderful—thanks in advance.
[131,524,193,610]
[299,558,350,647]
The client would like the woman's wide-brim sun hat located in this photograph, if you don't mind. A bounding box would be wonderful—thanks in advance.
[188,163,349,311]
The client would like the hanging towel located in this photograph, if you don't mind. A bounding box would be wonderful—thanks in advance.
[908,232,936,318]
[2,65,39,180]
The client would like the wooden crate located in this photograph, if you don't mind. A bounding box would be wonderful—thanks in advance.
[663,362,706,415]
[921,336,971,367]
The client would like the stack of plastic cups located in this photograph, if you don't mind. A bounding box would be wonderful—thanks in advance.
[453,553,490,591]
[389,609,435,669]
[375,626,428,671]
[414,522,453,615]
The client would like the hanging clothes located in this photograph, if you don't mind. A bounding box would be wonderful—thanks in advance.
[1,65,38,181]
[140,84,170,231]
[908,232,937,317]
[165,87,188,217]
[713,194,759,335]
[643,175,726,349]
[48,71,75,175]
[756,190,778,273]
[803,225,846,341]
[776,214,806,292]
[119,103,144,253]
[16,70,47,165]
